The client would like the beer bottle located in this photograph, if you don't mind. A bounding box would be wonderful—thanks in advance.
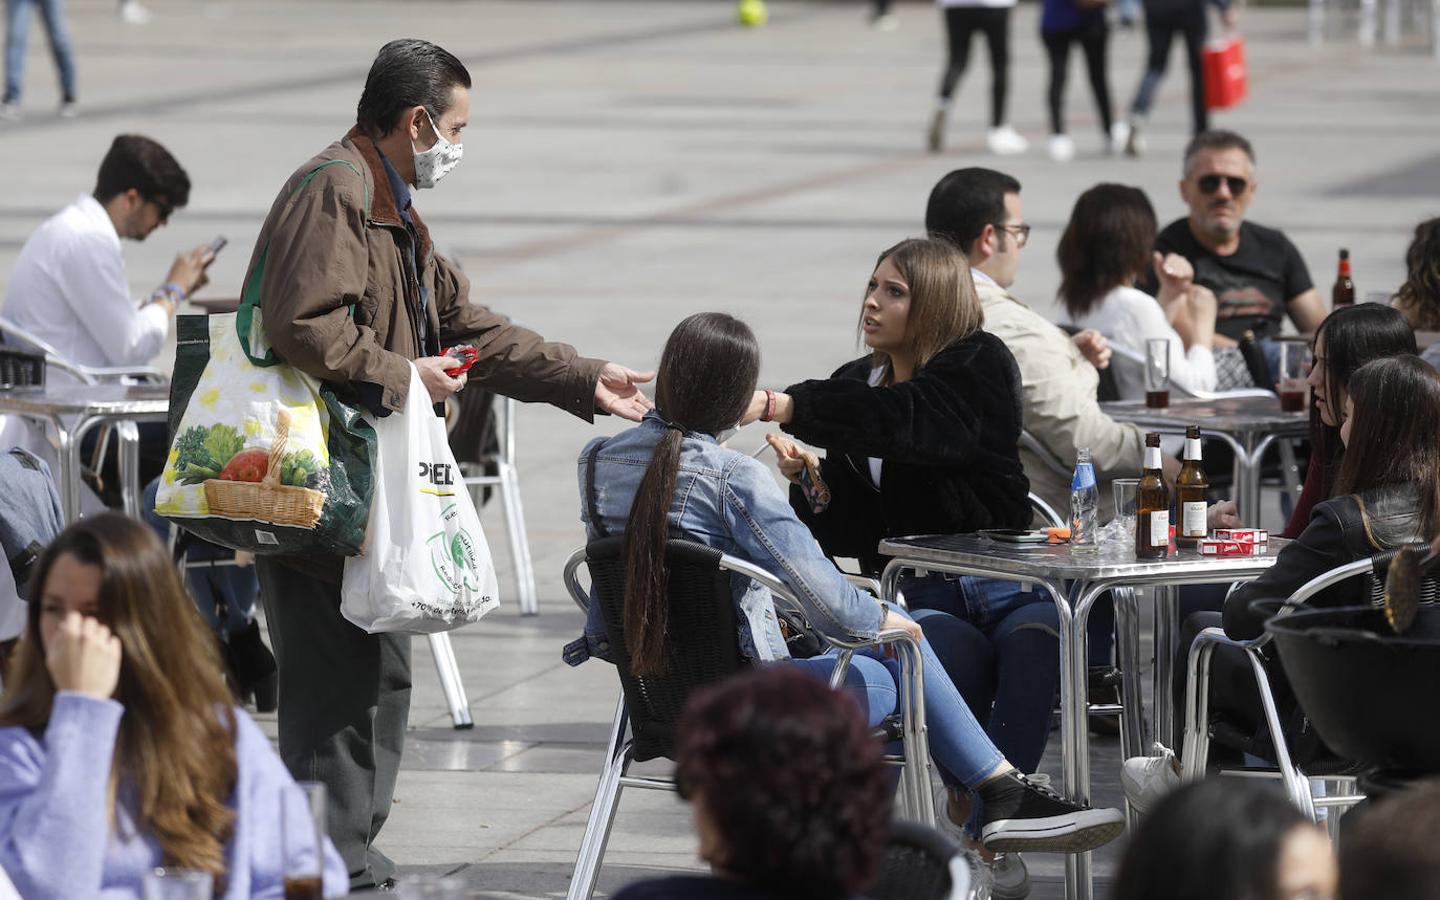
[1137,432,1170,559]
[1176,425,1208,546]
[1333,249,1355,307]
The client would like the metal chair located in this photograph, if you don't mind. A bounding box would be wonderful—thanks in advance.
[561,536,934,900]
[1176,554,1427,820]
[449,394,537,615]
[867,820,980,900]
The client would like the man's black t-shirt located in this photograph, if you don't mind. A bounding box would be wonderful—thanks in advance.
[612,875,867,900]
[1151,218,1314,341]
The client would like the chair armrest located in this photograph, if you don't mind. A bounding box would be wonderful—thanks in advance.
[1190,624,1269,653]
[561,547,590,613]
[73,365,167,383]
[1184,388,1277,401]
[845,574,883,598]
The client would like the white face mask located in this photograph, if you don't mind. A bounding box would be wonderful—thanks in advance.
[412,108,463,190]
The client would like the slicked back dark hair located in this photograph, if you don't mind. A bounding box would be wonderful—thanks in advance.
[356,39,472,138]
[925,167,1022,255]
[93,135,190,210]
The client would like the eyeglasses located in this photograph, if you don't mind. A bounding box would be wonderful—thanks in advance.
[145,195,174,223]
[997,223,1031,248]
[1196,174,1249,196]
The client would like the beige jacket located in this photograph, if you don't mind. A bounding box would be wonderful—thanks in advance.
[975,276,1144,520]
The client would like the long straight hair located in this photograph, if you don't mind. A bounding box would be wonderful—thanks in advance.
[1333,355,1440,538]
[1056,184,1157,320]
[1310,304,1417,498]
[0,515,239,883]
[862,238,984,377]
[623,313,760,674]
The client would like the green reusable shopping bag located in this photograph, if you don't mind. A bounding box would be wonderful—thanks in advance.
[155,160,376,556]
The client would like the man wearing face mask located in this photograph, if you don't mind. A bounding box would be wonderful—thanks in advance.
[246,39,654,892]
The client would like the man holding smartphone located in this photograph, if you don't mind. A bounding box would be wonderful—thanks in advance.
[1,134,216,497]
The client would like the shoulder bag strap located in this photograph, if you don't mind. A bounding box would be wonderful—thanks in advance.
[585,439,610,539]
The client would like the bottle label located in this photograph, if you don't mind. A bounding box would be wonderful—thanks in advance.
[1144,446,1162,470]
[1184,438,1202,461]
[1150,509,1170,547]
[1182,501,1207,537]
[1072,463,1096,491]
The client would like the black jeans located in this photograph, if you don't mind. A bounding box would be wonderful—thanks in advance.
[257,560,412,890]
[938,6,1012,128]
[1042,20,1114,136]
[1129,2,1209,133]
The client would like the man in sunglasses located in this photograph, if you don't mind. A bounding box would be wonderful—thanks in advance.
[1,134,215,499]
[1150,130,1326,346]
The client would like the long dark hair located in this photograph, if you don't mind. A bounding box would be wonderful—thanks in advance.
[624,313,760,674]
[1,515,238,884]
[1394,217,1440,331]
[1311,304,1417,498]
[1057,184,1157,319]
[1333,355,1440,538]
[1111,778,1314,900]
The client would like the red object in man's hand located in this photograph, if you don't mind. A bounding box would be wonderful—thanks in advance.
[442,345,479,377]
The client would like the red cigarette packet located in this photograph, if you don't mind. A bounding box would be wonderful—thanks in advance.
[1199,539,1264,557]
[1213,528,1268,542]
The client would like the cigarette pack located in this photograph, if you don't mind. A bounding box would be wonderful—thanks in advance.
[1212,528,1268,543]
[1199,539,1265,557]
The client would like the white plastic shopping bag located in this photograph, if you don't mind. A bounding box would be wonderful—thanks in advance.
[341,363,500,633]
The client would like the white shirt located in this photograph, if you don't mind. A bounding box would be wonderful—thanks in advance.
[1,194,169,371]
[1060,285,1218,399]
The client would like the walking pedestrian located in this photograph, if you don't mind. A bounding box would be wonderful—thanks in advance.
[1040,0,1118,161]
[928,0,1029,156]
[2,0,77,120]
[1121,0,1236,155]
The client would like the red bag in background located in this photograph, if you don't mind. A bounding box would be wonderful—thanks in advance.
[1204,35,1248,110]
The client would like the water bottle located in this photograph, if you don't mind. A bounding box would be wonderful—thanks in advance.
[1070,447,1099,555]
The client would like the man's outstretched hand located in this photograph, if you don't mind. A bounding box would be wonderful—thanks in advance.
[595,363,656,421]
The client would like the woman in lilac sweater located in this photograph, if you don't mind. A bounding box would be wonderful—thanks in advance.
[0,514,346,899]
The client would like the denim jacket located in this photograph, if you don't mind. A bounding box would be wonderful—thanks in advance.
[575,413,886,663]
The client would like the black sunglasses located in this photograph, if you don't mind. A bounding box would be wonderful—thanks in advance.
[1196,174,1248,195]
[145,195,174,222]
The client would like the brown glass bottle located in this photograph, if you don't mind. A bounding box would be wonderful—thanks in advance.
[1176,425,1208,546]
[1136,432,1170,559]
[1333,249,1355,307]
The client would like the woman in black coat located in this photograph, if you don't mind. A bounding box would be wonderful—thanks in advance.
[751,238,1062,857]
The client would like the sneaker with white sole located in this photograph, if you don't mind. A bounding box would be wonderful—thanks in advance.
[987,124,1029,156]
[120,0,151,23]
[1047,134,1075,162]
[991,852,1031,899]
[1110,121,1130,155]
[1121,742,1181,815]
[0,101,20,123]
[978,771,1126,853]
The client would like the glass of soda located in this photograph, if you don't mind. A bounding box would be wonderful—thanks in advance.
[1278,342,1313,412]
[282,781,328,900]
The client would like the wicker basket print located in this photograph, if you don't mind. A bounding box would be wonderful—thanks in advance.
[202,409,324,528]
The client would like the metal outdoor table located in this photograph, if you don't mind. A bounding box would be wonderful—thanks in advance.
[0,383,169,521]
[1101,396,1309,525]
[878,534,1285,900]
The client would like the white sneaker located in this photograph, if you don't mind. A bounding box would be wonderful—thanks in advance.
[991,852,1032,899]
[120,0,151,24]
[1110,121,1130,155]
[986,124,1029,156]
[0,101,19,122]
[58,101,77,119]
[1121,742,1181,815]
[1047,134,1075,162]
[871,11,898,30]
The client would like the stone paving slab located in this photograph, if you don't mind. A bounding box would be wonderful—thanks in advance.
[3,1,1436,897]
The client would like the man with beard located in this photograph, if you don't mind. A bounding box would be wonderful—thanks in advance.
[1148,130,1325,347]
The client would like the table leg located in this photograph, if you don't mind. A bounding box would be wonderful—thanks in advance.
[1153,585,1177,750]
[1064,580,1112,900]
[1113,586,1146,759]
[1241,433,1281,529]
[63,417,104,523]
[117,422,142,519]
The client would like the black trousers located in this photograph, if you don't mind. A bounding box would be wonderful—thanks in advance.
[1042,20,1114,136]
[938,6,1012,128]
[1130,2,1209,134]
[258,560,412,890]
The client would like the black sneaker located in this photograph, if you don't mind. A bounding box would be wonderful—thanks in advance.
[978,771,1126,853]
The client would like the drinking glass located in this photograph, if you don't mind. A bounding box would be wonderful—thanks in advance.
[141,869,213,900]
[1144,338,1170,408]
[1111,478,1139,547]
[1278,342,1313,413]
[282,781,327,900]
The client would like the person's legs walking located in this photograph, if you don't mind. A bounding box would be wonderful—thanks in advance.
[34,0,73,105]
[1126,5,1179,154]
[1043,28,1073,137]
[258,559,410,890]
[3,0,33,107]
[1181,3,1209,133]
[930,6,979,152]
[1079,17,1115,138]
[979,7,1028,153]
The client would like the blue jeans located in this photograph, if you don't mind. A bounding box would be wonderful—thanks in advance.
[3,0,76,103]
[787,603,1006,791]
[901,574,1060,775]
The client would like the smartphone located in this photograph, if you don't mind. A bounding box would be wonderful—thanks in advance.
[797,460,831,514]
[207,235,228,255]
[983,529,1050,544]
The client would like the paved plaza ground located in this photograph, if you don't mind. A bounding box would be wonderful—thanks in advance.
[2,0,1439,896]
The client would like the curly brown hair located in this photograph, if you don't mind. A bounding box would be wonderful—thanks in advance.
[1394,217,1440,331]
[675,667,892,899]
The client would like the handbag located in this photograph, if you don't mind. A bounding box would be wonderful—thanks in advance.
[155,161,377,556]
[1203,34,1248,110]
